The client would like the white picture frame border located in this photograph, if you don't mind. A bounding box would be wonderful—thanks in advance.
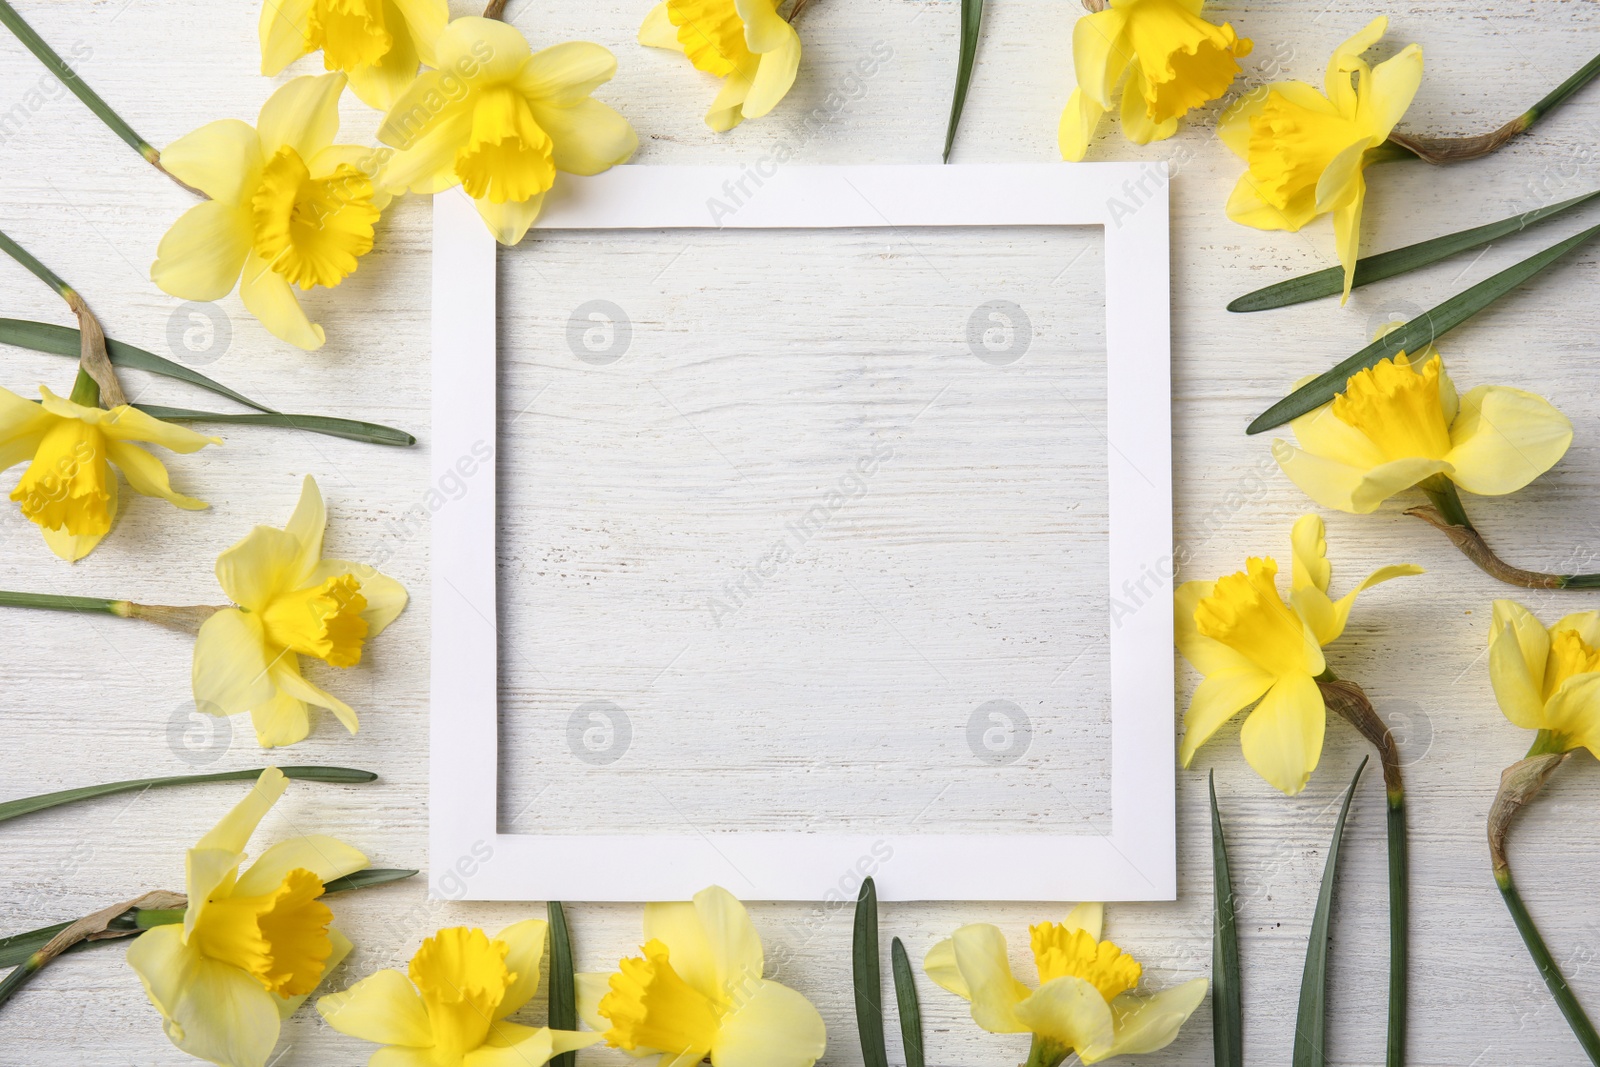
[430,163,1174,902]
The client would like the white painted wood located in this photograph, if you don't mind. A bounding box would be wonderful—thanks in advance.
[0,0,1597,1064]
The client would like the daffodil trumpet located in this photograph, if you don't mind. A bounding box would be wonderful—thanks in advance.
[0,0,201,194]
[1386,49,1600,165]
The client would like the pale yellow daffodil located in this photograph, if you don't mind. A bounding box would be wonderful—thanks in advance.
[318,922,600,1067]
[0,384,218,561]
[152,73,383,351]
[1488,600,1600,759]
[924,903,1207,1067]
[576,884,827,1067]
[260,0,449,110]
[1275,349,1572,515]
[192,475,407,747]
[1176,515,1421,794]
[1220,17,1423,300]
[1061,0,1252,161]
[378,16,637,245]
[640,0,802,132]
[126,767,368,1067]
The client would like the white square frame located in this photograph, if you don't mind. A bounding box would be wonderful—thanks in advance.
[430,163,1174,902]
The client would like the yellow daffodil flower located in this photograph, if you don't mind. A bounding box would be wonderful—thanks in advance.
[318,922,600,1066]
[0,384,218,562]
[1488,600,1600,759]
[260,0,449,110]
[126,767,368,1067]
[1176,515,1420,794]
[1061,0,1251,161]
[1220,17,1423,300]
[1275,348,1571,515]
[924,902,1206,1066]
[576,884,827,1067]
[639,0,802,132]
[378,16,637,245]
[192,475,407,747]
[152,73,383,351]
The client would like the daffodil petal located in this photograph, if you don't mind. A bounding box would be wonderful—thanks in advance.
[494,919,549,1018]
[1273,440,1449,514]
[1358,43,1424,139]
[472,194,546,246]
[694,884,766,999]
[259,0,315,75]
[1225,170,1316,232]
[1543,673,1600,758]
[1290,514,1333,595]
[198,766,289,854]
[1239,672,1326,795]
[466,1024,602,1067]
[1013,976,1116,1060]
[127,924,283,1067]
[735,0,791,53]
[640,3,684,50]
[1444,385,1573,497]
[1313,138,1369,215]
[380,103,473,195]
[711,979,827,1067]
[391,0,447,67]
[258,72,347,160]
[439,15,530,84]
[345,17,424,111]
[529,99,639,176]
[151,200,252,302]
[1071,8,1131,111]
[240,251,326,350]
[516,42,619,106]
[1489,619,1549,731]
[1332,171,1367,303]
[739,29,800,120]
[1326,16,1387,105]
[216,525,301,611]
[1059,88,1107,162]
[161,119,264,204]
[318,968,434,1046]
[250,690,311,748]
[706,65,754,131]
[104,441,207,511]
[1181,665,1277,767]
[93,404,219,452]
[575,971,611,1032]
[1555,611,1600,648]
[284,475,327,585]
[950,923,1030,1033]
[1311,564,1423,646]
[1118,65,1179,145]
[370,1048,440,1067]
[236,835,368,896]
[0,386,51,459]
[922,938,969,1000]
[1286,404,1385,472]
[192,609,278,716]
[270,656,359,734]
[1062,901,1103,940]
[311,559,409,635]
[1100,977,1209,1060]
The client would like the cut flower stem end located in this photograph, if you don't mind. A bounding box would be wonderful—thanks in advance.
[1408,479,1600,590]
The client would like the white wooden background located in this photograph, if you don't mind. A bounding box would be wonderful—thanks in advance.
[2,1,1599,1065]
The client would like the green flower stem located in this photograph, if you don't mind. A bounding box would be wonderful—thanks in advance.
[0,766,379,825]
[0,228,70,298]
[1497,871,1600,1064]
[0,590,128,616]
[1409,479,1600,589]
[1023,1035,1070,1067]
[0,227,126,405]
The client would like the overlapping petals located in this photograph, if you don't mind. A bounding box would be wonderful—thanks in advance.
[640,0,802,131]
[1488,600,1600,759]
[261,0,449,109]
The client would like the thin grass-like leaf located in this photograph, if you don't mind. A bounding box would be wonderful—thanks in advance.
[1249,223,1600,434]
[321,868,418,894]
[1293,757,1367,1067]
[941,0,983,163]
[0,766,378,825]
[548,901,578,1067]
[1229,189,1600,312]
[1211,771,1243,1067]
[891,936,924,1067]
[136,405,416,446]
[853,877,888,1067]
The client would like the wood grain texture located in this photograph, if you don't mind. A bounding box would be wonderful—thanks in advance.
[0,1,1597,1065]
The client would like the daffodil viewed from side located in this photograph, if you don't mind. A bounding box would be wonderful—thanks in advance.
[1176,515,1420,794]
[640,0,802,131]
[193,475,407,747]
[1488,600,1600,759]
[1220,17,1423,300]
[260,0,449,109]
[318,922,599,1066]
[0,384,218,561]
[378,16,637,245]
[1061,0,1252,161]
[924,902,1206,1066]
[1275,346,1572,516]
[152,73,382,350]
[126,767,368,1067]
[576,884,827,1067]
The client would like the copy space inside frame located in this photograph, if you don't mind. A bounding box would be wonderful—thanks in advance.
[431,163,1174,902]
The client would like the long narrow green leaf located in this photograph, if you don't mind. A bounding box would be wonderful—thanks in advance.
[1211,771,1243,1067]
[891,936,924,1067]
[0,766,378,825]
[1229,189,1600,312]
[321,868,418,894]
[853,877,888,1067]
[0,319,268,411]
[941,0,983,163]
[548,901,578,1067]
[136,406,416,447]
[1249,223,1600,434]
[1293,757,1368,1067]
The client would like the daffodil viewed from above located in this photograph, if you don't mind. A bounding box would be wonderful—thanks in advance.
[0,384,218,561]
[260,0,449,109]
[378,16,637,245]
[577,884,827,1067]
[1488,600,1600,759]
[193,475,407,748]
[1274,346,1572,515]
[1220,17,1423,300]
[152,73,382,350]
[639,0,802,132]
[1176,515,1420,794]
[126,767,368,1067]
[924,902,1206,1067]
[318,922,599,1067]
[1061,0,1252,161]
